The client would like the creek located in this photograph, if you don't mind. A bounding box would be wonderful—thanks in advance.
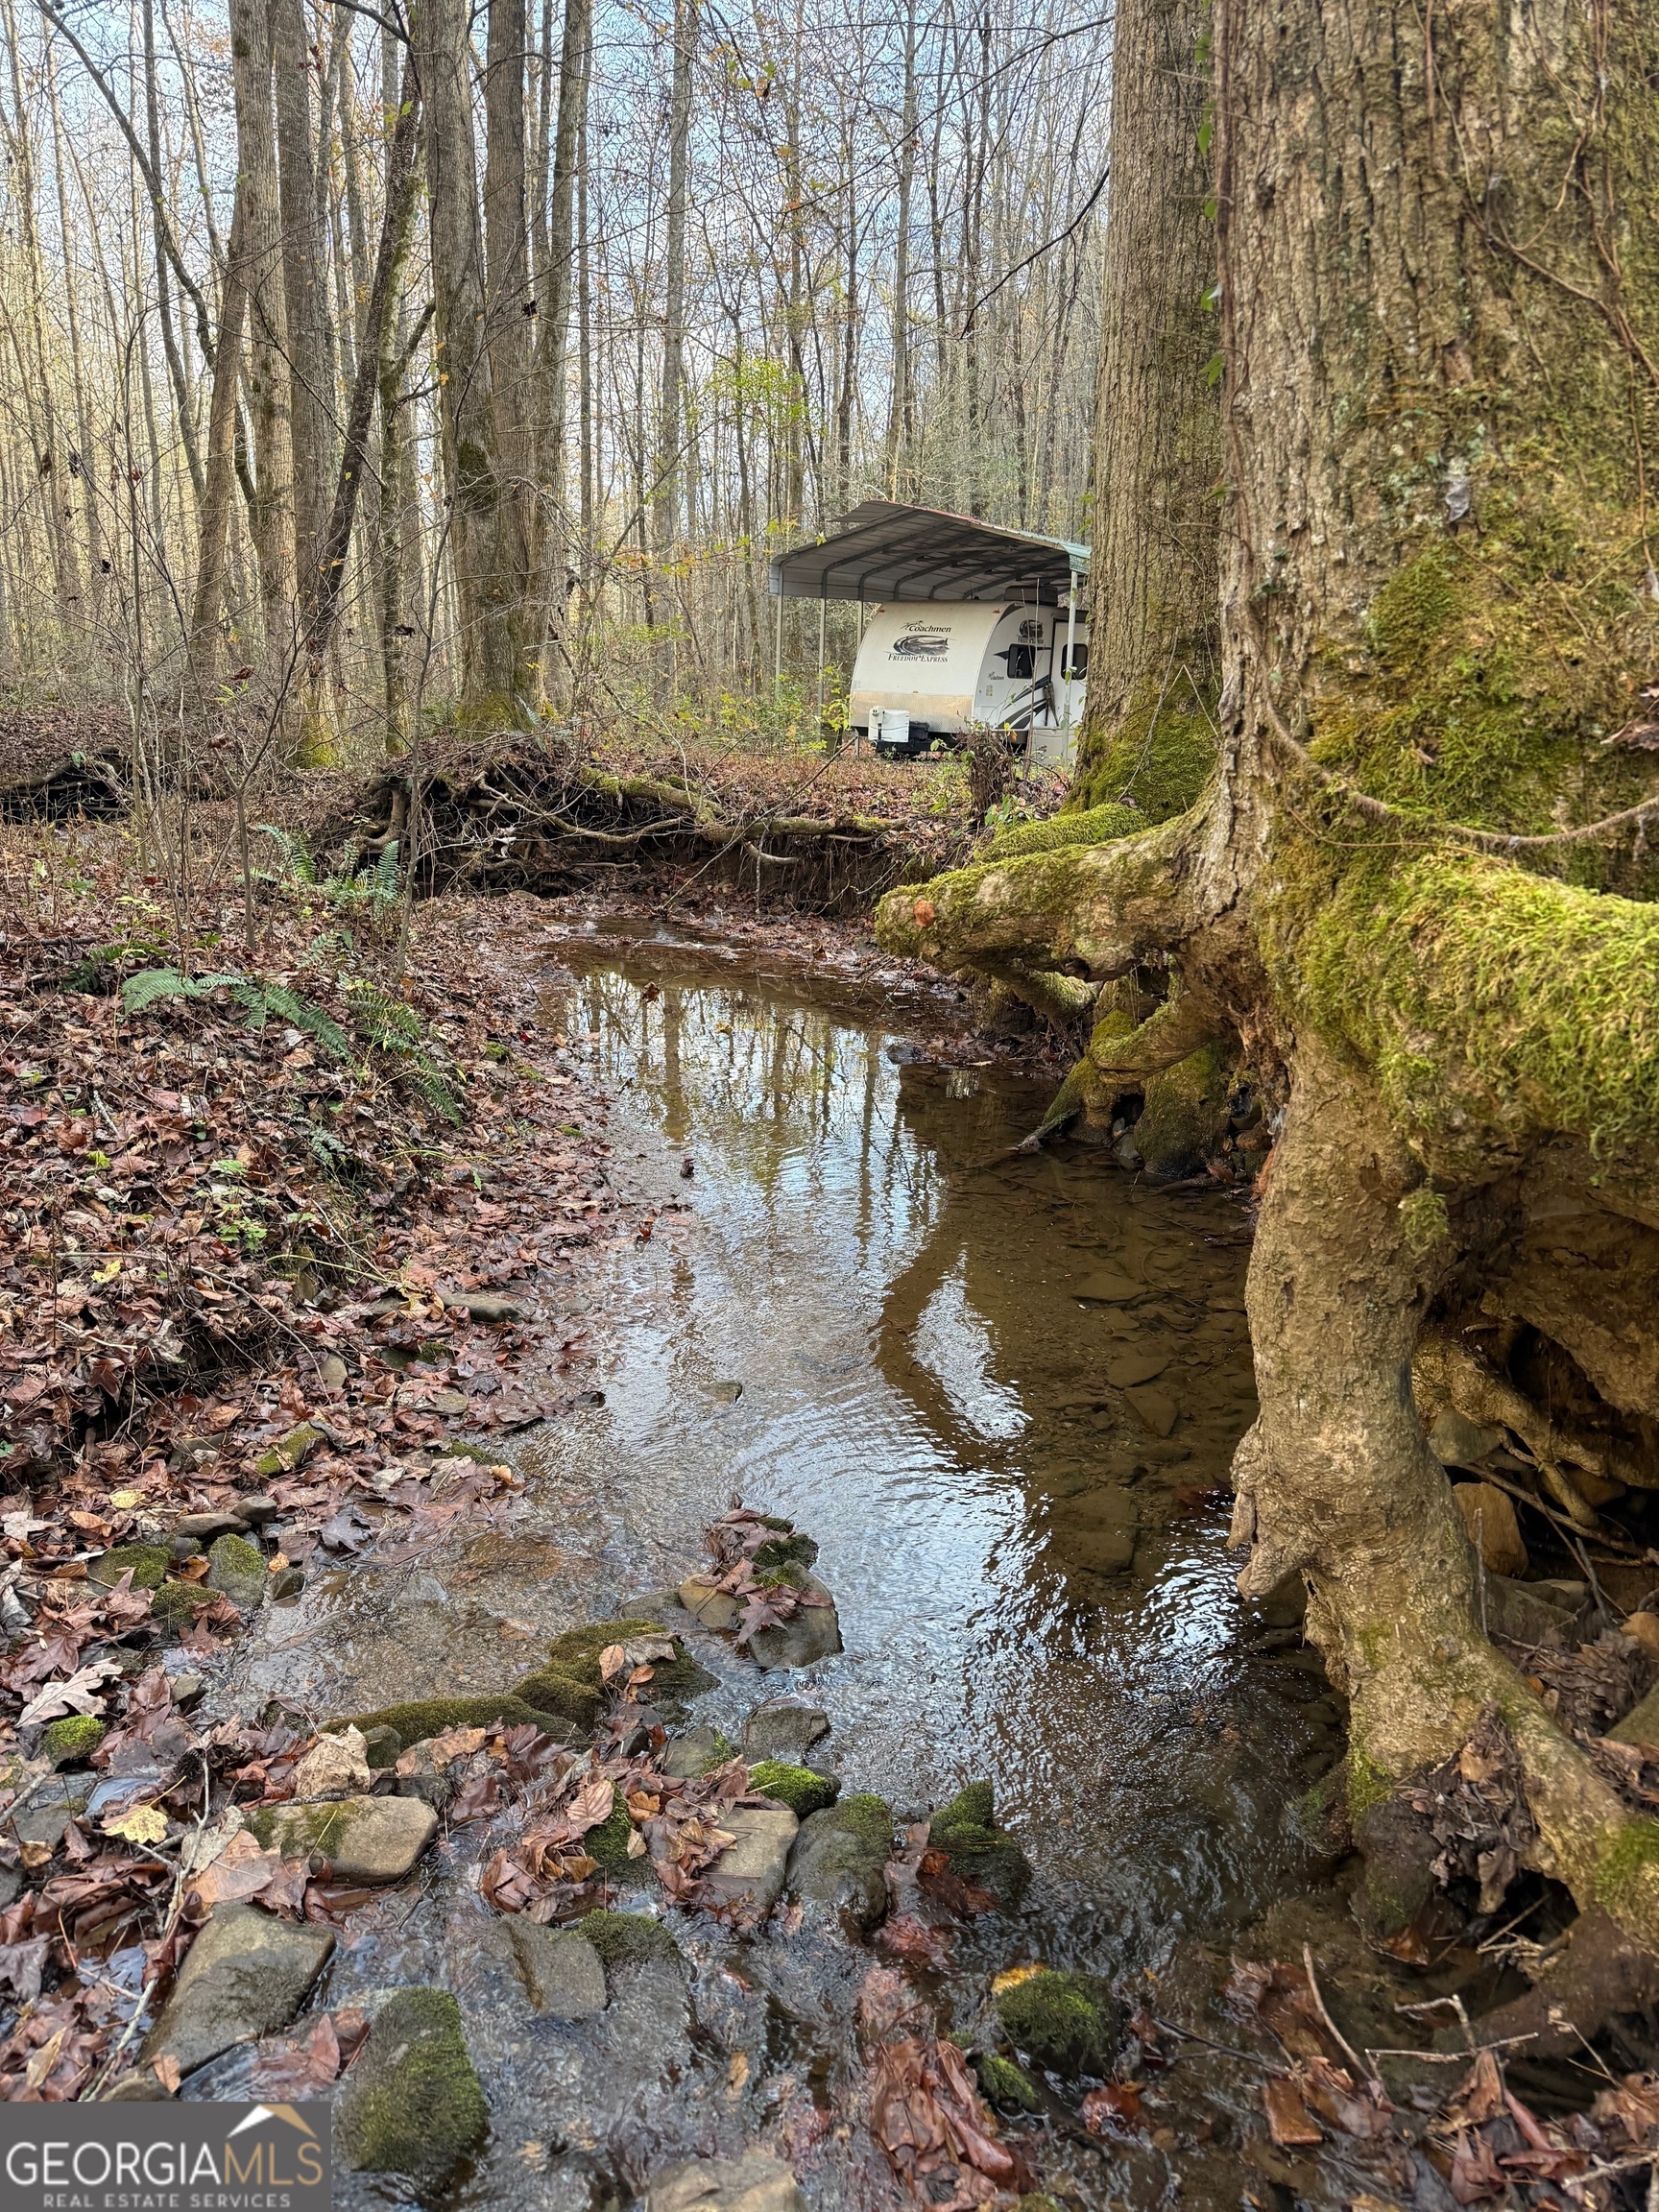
[211,917,1343,2207]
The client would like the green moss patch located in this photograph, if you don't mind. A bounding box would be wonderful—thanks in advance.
[1296,851,1659,1156]
[584,1798,638,1876]
[750,1531,819,1575]
[534,1618,716,1709]
[336,1694,547,1749]
[509,1667,605,1732]
[974,2052,1043,2111]
[337,1987,486,2184]
[983,803,1143,861]
[1070,670,1217,823]
[151,1581,210,1631]
[824,1791,894,1853]
[996,1967,1119,2078]
[574,1909,683,1976]
[40,1716,105,1766]
[89,1544,171,1591]
[1594,1817,1659,1919]
[747,1761,840,1817]
[929,1781,1031,1908]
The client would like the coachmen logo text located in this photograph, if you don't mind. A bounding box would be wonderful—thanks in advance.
[0,2101,330,2211]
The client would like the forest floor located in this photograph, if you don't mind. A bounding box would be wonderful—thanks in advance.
[2,806,1659,2207]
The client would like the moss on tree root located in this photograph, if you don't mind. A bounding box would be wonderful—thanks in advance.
[1292,850,1659,1163]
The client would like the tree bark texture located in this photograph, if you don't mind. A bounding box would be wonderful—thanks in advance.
[1071,0,1219,820]
[878,0,1659,1953]
[269,0,332,585]
[653,0,696,565]
[415,0,536,721]
[227,0,297,685]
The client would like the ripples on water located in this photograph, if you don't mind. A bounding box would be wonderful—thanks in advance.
[536,926,1330,1962]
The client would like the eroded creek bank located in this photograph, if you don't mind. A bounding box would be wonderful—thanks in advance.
[205,916,1348,2207]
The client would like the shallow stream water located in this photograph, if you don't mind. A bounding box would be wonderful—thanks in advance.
[211,918,1345,2206]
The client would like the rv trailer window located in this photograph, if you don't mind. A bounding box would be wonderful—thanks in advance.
[1000,643,1037,680]
[1062,641,1090,680]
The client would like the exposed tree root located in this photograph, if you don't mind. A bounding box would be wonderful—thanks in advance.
[355,747,919,914]
[1437,1908,1659,2058]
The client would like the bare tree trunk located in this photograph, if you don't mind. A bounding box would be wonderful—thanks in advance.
[1,0,83,647]
[187,184,250,692]
[484,0,538,677]
[415,0,534,722]
[653,0,695,567]
[1070,0,1219,816]
[883,0,918,497]
[536,0,593,680]
[300,62,421,676]
[269,0,332,586]
[228,0,297,679]
[45,40,105,639]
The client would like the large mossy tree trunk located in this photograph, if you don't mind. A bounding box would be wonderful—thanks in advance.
[1070,0,1219,824]
[879,0,1659,1954]
[985,0,1226,1173]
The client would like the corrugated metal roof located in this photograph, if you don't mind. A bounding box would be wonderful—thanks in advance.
[768,499,1089,604]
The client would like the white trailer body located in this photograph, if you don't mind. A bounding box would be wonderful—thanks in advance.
[851,600,1088,761]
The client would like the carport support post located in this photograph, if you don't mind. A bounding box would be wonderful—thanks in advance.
[817,593,827,738]
[1063,575,1078,727]
[775,590,783,701]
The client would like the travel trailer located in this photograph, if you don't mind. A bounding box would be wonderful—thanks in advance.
[768,499,1090,770]
[848,599,1088,762]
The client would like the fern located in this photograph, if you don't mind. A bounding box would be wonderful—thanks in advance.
[254,985,349,1059]
[253,825,317,884]
[122,968,243,1011]
[374,839,400,903]
[120,968,349,1059]
[346,978,462,1119]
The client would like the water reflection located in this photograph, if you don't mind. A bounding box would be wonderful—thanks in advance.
[542,929,1327,1964]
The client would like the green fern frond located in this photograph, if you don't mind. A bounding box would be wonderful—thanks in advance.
[254,985,349,1059]
[121,968,244,1012]
[253,825,316,883]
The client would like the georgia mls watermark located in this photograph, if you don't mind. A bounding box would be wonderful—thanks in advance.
[0,2101,330,2212]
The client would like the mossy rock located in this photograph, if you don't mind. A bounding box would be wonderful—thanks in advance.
[252,1421,325,1479]
[553,1617,718,1703]
[90,1544,171,1591]
[337,1987,487,2185]
[361,1724,402,1770]
[40,1715,105,1767]
[336,1694,547,1749]
[543,1618,661,1677]
[751,1532,819,1575]
[151,1580,210,1631]
[785,1792,893,1928]
[825,1791,894,1854]
[928,1781,1031,1909]
[747,1760,840,1818]
[584,1798,639,1877]
[573,1909,684,1979]
[206,1532,267,1610]
[974,2051,1043,2112]
[996,1968,1119,2079]
[509,1666,606,1732]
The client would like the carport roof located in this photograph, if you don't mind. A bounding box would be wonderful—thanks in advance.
[768,499,1089,604]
